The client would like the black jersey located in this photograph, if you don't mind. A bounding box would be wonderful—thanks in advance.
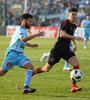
[53,19,77,50]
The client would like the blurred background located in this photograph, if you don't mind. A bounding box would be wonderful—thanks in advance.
[0,0,90,27]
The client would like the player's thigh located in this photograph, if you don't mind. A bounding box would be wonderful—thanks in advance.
[68,55,79,66]
[1,52,15,71]
[46,52,61,71]
[48,50,61,65]
[17,55,33,70]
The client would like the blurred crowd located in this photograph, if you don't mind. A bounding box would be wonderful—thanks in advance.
[1,0,90,27]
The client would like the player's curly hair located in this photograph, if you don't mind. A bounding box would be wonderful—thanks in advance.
[69,8,78,12]
[21,13,33,21]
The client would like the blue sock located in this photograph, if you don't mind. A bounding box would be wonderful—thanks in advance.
[24,70,33,87]
[64,61,69,68]
[84,40,87,47]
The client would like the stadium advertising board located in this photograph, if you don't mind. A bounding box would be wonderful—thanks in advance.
[30,27,58,38]
[6,26,18,36]
[6,26,58,38]
[6,26,88,39]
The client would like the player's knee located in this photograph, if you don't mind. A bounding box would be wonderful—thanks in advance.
[27,66,34,70]
[24,63,34,70]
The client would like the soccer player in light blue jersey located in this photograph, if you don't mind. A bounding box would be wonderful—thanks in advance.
[81,15,90,49]
[40,42,73,71]
[0,13,45,94]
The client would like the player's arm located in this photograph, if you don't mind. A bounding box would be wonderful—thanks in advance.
[81,25,86,28]
[60,30,74,39]
[26,42,38,48]
[21,31,45,42]
[60,30,84,41]
[81,20,86,28]
[71,39,77,52]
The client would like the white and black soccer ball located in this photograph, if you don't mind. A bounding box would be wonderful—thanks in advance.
[70,69,83,82]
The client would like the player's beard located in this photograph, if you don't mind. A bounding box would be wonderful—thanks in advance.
[25,22,30,29]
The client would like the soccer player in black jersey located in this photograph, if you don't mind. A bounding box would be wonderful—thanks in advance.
[32,8,84,92]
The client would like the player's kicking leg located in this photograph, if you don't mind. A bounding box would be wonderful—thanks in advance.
[68,56,82,92]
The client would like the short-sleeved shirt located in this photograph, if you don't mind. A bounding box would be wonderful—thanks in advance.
[1,26,30,70]
[81,20,90,28]
[48,19,76,65]
[81,20,90,36]
[52,19,76,50]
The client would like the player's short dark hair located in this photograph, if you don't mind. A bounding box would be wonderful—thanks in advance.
[69,8,78,13]
[21,13,33,21]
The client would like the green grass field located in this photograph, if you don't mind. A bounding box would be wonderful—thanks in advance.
[0,36,90,100]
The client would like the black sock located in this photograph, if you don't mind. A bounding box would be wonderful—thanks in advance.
[72,78,76,84]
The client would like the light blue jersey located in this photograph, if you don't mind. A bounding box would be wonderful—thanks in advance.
[81,20,90,39]
[81,20,90,28]
[8,26,28,53]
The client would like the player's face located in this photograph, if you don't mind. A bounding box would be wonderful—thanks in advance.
[87,16,90,20]
[25,18,32,29]
[68,12,77,22]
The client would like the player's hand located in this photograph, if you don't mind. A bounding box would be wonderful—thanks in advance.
[72,46,76,52]
[32,44,38,48]
[37,31,45,37]
[74,36,84,42]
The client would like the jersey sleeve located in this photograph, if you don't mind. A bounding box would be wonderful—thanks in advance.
[81,20,85,25]
[60,20,69,32]
[19,30,25,38]
[18,28,27,38]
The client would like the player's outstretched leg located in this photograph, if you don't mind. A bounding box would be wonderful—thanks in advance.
[32,63,53,76]
[63,61,72,71]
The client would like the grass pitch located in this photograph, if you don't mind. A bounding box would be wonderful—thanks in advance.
[0,36,90,100]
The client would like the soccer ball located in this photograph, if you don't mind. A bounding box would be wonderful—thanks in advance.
[70,69,83,82]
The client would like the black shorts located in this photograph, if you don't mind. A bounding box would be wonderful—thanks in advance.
[48,46,75,65]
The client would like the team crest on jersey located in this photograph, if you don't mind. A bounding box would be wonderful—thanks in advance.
[6,62,14,67]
